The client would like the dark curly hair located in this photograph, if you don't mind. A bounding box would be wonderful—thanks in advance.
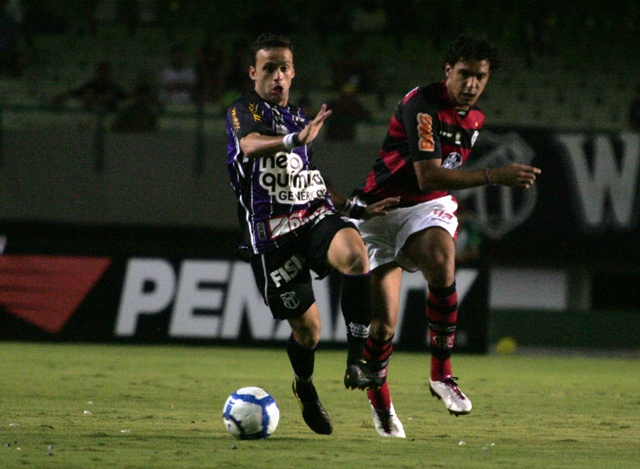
[444,34,501,72]
[250,33,293,66]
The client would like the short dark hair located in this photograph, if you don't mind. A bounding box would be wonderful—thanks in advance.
[250,33,293,66]
[444,34,501,72]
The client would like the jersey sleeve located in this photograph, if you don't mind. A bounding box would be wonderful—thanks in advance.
[402,91,441,162]
[227,98,276,140]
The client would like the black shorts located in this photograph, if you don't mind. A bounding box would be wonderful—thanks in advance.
[251,214,357,320]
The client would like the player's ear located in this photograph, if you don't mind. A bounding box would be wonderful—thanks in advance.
[249,66,257,81]
[444,63,453,79]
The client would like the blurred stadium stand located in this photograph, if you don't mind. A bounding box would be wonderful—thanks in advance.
[1,1,638,135]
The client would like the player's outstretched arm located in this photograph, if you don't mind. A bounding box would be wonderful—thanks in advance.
[239,104,332,159]
[414,159,541,191]
[488,163,541,188]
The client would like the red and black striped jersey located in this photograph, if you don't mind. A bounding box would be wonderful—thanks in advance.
[352,81,484,206]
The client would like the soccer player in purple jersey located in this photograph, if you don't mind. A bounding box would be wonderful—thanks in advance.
[225,33,398,435]
[344,35,541,437]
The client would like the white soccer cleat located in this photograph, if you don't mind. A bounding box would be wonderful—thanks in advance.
[370,402,406,438]
[429,377,472,416]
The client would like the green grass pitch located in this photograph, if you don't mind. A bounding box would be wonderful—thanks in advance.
[0,342,638,468]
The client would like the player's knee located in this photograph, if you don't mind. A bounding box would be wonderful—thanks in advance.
[433,248,455,269]
[292,323,321,349]
[337,248,369,275]
[370,319,395,342]
[295,331,320,349]
[420,250,454,282]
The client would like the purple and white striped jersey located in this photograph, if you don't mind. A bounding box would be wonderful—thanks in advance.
[226,91,336,254]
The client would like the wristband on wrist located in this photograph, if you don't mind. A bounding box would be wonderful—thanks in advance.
[283,132,301,150]
[484,167,496,186]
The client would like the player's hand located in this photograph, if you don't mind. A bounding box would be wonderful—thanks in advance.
[363,196,401,219]
[298,104,332,145]
[492,163,541,188]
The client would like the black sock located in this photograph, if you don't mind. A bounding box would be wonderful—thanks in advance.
[286,334,315,381]
[341,272,372,365]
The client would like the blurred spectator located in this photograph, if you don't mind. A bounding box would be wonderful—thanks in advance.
[220,38,252,107]
[120,0,157,36]
[158,42,197,105]
[351,0,387,44]
[4,0,20,23]
[91,0,117,29]
[194,39,226,105]
[329,43,377,94]
[120,0,141,36]
[325,81,372,141]
[51,61,128,112]
[519,3,557,68]
[382,0,420,48]
[629,84,640,132]
[428,5,455,52]
[0,0,25,78]
[138,0,157,27]
[111,82,160,132]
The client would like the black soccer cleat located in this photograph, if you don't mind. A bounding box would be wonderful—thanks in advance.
[292,379,333,435]
[344,359,384,391]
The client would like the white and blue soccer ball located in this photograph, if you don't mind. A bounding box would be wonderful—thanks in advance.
[222,387,280,440]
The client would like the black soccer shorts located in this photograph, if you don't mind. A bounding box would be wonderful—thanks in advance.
[250,214,357,320]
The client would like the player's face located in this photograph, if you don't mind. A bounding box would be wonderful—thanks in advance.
[445,60,491,110]
[250,48,295,107]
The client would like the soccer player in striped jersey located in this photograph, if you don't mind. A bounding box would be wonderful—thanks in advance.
[226,33,398,435]
[344,35,541,437]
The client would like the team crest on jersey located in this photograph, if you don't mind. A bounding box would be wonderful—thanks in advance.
[280,291,300,309]
[442,152,462,169]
